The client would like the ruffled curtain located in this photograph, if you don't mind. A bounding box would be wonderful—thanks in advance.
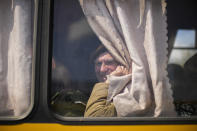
[80,0,176,117]
[0,0,33,116]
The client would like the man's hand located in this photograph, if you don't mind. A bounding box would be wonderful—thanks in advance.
[105,66,130,83]
[110,66,129,76]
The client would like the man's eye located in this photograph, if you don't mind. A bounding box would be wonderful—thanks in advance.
[105,61,116,65]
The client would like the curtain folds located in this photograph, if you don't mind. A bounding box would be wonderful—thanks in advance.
[80,0,176,117]
[0,0,32,116]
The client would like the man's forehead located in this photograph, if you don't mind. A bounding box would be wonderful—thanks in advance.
[95,52,114,62]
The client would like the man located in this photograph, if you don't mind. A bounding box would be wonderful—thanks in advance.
[84,45,129,117]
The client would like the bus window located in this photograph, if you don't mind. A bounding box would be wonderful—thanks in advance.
[0,0,37,120]
[174,30,196,48]
[50,0,178,118]
[169,30,197,66]
[168,29,197,116]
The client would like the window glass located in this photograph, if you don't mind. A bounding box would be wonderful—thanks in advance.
[174,30,196,48]
[169,49,197,66]
[50,0,99,117]
[50,0,197,119]
[168,29,197,116]
[0,0,37,119]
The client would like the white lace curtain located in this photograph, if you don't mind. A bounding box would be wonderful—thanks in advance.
[80,0,176,117]
[0,0,32,117]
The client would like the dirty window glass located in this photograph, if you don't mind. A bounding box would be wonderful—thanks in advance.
[0,0,37,119]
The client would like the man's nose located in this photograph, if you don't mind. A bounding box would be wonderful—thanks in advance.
[100,63,107,72]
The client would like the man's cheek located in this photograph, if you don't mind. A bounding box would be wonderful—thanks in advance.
[109,66,117,71]
[107,69,114,75]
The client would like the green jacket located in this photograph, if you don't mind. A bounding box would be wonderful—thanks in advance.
[84,82,117,117]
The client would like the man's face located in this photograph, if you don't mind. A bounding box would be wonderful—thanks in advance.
[94,52,118,82]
